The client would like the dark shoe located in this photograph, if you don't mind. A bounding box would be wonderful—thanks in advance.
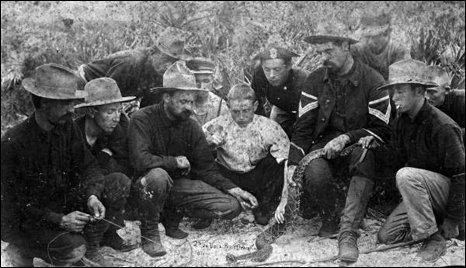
[101,233,138,252]
[164,226,189,239]
[142,236,167,257]
[417,232,446,262]
[318,214,340,238]
[458,221,465,241]
[338,231,359,263]
[5,244,34,267]
[85,250,112,267]
[192,218,213,230]
[253,210,270,226]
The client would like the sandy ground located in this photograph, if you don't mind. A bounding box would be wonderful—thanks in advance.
[1,210,465,267]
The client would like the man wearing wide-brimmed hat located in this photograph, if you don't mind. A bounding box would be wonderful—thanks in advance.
[424,65,465,134]
[251,43,309,138]
[74,77,139,253]
[77,26,192,110]
[128,61,258,258]
[369,59,465,262]
[1,64,131,266]
[287,27,391,263]
[351,12,410,81]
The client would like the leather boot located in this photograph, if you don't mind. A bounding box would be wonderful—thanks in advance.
[83,219,111,266]
[417,231,446,262]
[338,176,374,263]
[318,211,340,238]
[192,218,213,229]
[101,211,138,252]
[4,244,34,267]
[141,220,167,257]
[161,209,188,239]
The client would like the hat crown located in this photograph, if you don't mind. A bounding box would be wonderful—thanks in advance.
[359,13,392,28]
[253,43,299,61]
[388,59,430,85]
[185,57,215,74]
[22,63,87,99]
[163,61,203,90]
[156,27,191,59]
[304,21,358,45]
[84,78,122,104]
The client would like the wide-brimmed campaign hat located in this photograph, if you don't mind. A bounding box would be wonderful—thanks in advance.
[155,26,193,59]
[150,61,207,93]
[357,12,392,36]
[74,77,136,108]
[376,59,439,91]
[22,63,87,100]
[252,43,300,61]
[304,21,358,45]
[185,57,216,74]
[424,65,451,88]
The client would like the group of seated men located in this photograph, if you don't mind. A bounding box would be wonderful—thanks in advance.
[1,12,464,267]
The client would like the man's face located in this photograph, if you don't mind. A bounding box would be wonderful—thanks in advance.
[261,59,291,87]
[362,30,391,54]
[194,73,214,91]
[425,76,450,107]
[44,99,76,125]
[94,103,123,133]
[391,84,423,114]
[228,99,257,128]
[315,42,349,72]
[165,91,195,121]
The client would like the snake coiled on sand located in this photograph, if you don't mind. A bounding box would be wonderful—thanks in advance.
[226,143,359,263]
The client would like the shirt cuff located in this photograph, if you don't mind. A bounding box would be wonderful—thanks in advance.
[46,212,65,226]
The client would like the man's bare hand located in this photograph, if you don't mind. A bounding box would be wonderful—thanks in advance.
[206,133,224,147]
[323,134,350,159]
[274,199,287,224]
[60,211,91,233]
[228,187,258,210]
[358,136,381,149]
[175,156,191,175]
[87,195,105,220]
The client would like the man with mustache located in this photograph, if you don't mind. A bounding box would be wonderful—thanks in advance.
[128,61,258,257]
[251,44,309,138]
[77,27,192,130]
[74,77,138,252]
[370,59,465,261]
[287,32,391,263]
[1,64,131,266]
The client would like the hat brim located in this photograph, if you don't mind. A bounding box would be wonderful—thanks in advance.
[304,35,359,45]
[22,78,87,100]
[74,96,137,108]
[150,86,206,93]
[376,81,439,91]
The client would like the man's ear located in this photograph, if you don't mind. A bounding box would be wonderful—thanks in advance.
[253,100,259,112]
[162,92,170,103]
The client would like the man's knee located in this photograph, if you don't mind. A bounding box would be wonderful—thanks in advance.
[103,172,131,201]
[377,226,390,244]
[395,167,420,189]
[304,158,332,186]
[141,168,173,194]
[220,197,242,220]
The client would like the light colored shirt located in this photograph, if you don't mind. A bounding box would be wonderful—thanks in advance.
[191,92,229,126]
[203,114,290,173]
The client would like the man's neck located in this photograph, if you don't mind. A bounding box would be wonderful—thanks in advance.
[407,98,425,120]
[34,110,54,132]
[337,54,354,76]
[85,115,102,138]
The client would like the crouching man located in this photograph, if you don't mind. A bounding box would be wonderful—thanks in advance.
[128,61,258,257]
[1,64,131,266]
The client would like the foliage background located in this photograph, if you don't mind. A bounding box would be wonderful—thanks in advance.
[1,1,465,134]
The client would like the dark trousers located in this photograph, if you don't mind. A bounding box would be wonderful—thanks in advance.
[135,168,241,227]
[301,142,375,218]
[1,172,130,264]
[217,154,284,213]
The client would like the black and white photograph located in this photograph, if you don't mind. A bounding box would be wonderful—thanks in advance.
[1,1,464,267]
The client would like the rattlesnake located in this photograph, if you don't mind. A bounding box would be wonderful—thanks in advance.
[226,143,360,263]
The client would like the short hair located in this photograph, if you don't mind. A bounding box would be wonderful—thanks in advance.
[227,83,256,103]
